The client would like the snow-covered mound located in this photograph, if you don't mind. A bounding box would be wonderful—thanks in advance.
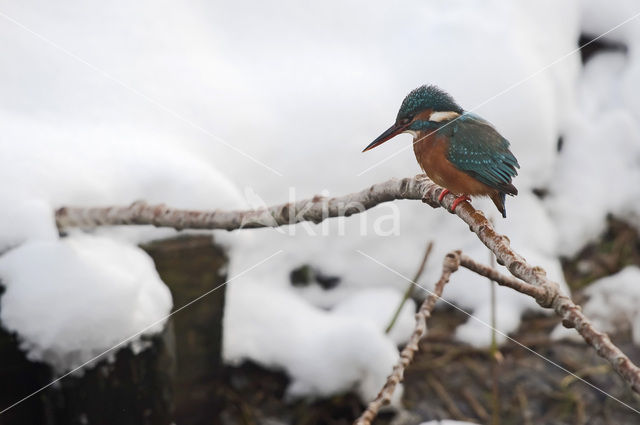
[224,282,405,403]
[0,235,172,373]
[547,49,640,255]
[332,288,416,346]
[0,121,246,373]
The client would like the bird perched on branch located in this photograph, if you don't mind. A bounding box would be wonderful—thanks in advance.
[363,85,519,218]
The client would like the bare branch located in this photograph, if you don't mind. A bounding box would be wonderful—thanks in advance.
[53,174,640,396]
[354,252,460,425]
[55,176,430,230]
[356,251,640,425]
[456,245,640,395]
[459,254,548,301]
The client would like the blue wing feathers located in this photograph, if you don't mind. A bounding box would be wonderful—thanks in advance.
[443,113,519,195]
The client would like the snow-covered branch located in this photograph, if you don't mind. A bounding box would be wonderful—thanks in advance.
[54,174,640,398]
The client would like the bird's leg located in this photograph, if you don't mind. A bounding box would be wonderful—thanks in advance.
[450,195,471,212]
[438,189,450,202]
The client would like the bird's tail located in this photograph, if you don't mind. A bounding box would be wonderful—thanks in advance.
[490,191,507,218]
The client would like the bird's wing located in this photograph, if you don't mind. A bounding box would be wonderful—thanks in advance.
[442,113,520,195]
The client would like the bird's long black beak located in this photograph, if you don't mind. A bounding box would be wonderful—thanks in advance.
[362,122,409,152]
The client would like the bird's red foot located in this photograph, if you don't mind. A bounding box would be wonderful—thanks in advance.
[451,195,471,212]
[438,189,450,202]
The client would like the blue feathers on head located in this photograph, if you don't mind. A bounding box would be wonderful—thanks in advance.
[397,85,463,121]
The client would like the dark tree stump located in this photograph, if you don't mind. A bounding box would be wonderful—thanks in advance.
[142,234,229,424]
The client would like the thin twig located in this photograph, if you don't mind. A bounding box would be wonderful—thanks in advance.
[353,252,459,425]
[560,364,612,388]
[357,250,640,425]
[426,374,477,423]
[571,390,587,425]
[515,384,533,425]
[461,387,490,422]
[488,246,501,425]
[457,254,640,393]
[386,241,434,333]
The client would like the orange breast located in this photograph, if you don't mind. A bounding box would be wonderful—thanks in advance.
[413,132,496,196]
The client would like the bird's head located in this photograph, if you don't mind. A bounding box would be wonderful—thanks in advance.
[363,85,463,152]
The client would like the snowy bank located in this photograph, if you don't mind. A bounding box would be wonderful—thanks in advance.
[0,235,171,373]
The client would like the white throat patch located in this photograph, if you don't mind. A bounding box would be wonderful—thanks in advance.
[404,129,418,137]
[429,111,460,122]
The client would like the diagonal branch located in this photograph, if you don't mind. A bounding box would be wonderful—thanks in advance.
[356,251,640,425]
[54,174,640,395]
[354,252,459,425]
[458,254,640,394]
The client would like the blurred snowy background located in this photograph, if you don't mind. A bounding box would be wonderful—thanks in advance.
[1,0,640,422]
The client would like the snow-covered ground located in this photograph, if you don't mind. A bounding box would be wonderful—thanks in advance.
[0,0,639,402]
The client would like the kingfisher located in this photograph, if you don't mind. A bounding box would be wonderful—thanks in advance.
[363,85,519,217]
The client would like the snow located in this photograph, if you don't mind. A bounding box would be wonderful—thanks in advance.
[546,52,640,255]
[0,234,172,373]
[0,119,246,372]
[223,281,403,403]
[552,266,640,344]
[0,0,638,405]
[331,288,416,345]
[546,0,640,255]
[580,0,640,44]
